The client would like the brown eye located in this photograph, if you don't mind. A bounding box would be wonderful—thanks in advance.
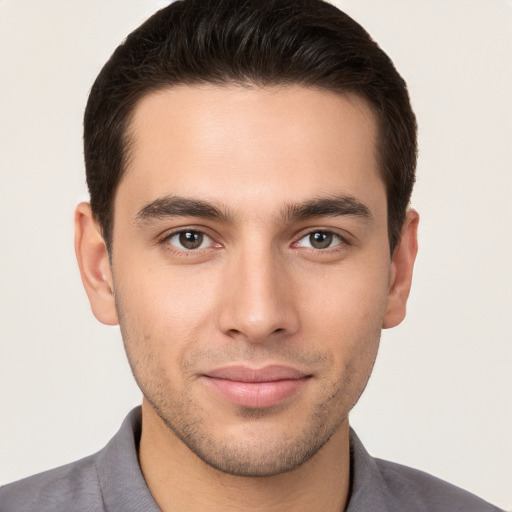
[309,232,333,249]
[296,231,342,250]
[167,230,210,250]
[179,231,204,249]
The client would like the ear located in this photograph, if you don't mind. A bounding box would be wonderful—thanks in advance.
[382,209,419,329]
[74,202,119,326]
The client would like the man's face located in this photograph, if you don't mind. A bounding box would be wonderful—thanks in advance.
[109,85,395,476]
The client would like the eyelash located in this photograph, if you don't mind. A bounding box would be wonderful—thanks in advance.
[160,228,220,256]
[292,230,346,251]
[159,228,349,255]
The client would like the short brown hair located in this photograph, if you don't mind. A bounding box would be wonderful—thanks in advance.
[84,0,417,252]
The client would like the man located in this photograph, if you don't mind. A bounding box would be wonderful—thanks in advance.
[0,0,504,510]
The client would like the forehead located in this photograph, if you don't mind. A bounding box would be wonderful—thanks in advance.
[118,84,385,220]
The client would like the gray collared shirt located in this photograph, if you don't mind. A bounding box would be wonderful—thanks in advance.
[0,407,502,511]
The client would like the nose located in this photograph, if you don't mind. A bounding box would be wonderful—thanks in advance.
[217,247,300,343]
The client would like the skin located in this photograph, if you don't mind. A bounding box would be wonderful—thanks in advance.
[75,85,418,512]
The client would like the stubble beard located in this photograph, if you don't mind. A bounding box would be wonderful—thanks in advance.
[122,338,378,478]
[142,374,348,477]
[116,297,381,477]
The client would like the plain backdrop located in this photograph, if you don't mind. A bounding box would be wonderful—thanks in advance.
[0,0,511,509]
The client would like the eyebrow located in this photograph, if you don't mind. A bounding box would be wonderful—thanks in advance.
[281,196,372,223]
[134,196,232,225]
[133,194,372,227]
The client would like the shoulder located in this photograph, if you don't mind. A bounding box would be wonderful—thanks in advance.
[0,455,103,512]
[374,457,503,511]
[0,408,148,512]
[349,428,503,511]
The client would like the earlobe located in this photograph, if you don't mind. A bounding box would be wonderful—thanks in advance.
[74,202,119,326]
[382,209,419,329]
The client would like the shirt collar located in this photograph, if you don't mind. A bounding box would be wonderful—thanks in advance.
[94,407,390,512]
[346,428,392,512]
[95,407,160,512]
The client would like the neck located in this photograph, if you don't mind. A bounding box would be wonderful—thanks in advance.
[139,401,351,512]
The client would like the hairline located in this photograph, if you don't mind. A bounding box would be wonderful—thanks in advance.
[103,79,391,253]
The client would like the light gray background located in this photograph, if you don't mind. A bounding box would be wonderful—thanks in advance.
[1,1,511,509]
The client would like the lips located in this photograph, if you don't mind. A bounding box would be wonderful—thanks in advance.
[202,365,310,408]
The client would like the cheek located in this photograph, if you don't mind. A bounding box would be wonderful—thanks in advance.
[296,258,389,379]
[113,263,219,369]
[298,258,390,330]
